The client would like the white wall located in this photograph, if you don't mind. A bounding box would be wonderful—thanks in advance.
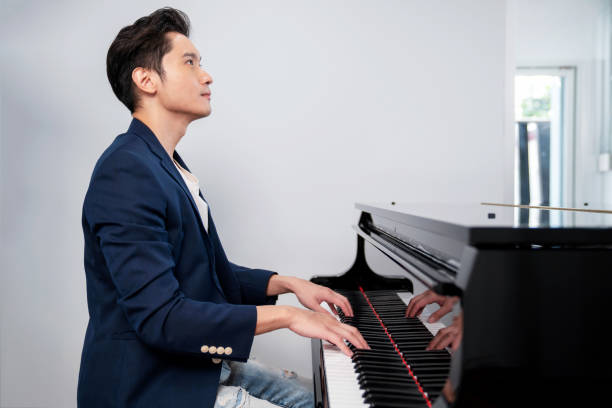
[0,1,512,407]
[515,0,612,206]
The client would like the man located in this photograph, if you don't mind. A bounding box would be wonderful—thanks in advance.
[77,7,368,408]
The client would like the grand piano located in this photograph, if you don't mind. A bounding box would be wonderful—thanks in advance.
[310,202,612,407]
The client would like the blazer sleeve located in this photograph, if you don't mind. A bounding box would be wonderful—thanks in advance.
[84,149,256,362]
[229,262,278,306]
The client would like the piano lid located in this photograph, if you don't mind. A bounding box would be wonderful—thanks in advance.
[356,202,612,246]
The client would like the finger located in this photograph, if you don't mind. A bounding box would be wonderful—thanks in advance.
[409,297,431,318]
[328,321,367,349]
[442,379,456,403]
[334,294,353,317]
[328,335,353,357]
[405,292,427,317]
[405,302,414,317]
[353,328,370,350]
[405,292,423,316]
[342,295,354,317]
[427,311,442,323]
[405,297,423,317]
[343,329,369,350]
[431,292,447,306]
[451,331,463,352]
[338,324,369,350]
[426,332,441,350]
[427,328,454,350]
[428,303,453,323]
[409,290,440,317]
[426,333,449,350]
[451,334,462,352]
[435,328,458,350]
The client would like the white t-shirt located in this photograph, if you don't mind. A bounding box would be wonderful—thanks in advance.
[172,159,209,232]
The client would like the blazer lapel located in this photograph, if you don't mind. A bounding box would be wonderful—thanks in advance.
[128,119,225,297]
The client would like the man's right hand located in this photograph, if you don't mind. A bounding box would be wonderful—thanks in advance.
[288,307,369,357]
[255,305,369,357]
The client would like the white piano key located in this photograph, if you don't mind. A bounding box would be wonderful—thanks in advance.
[322,342,367,408]
[320,304,368,407]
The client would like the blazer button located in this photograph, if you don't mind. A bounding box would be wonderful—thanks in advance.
[216,347,225,355]
[212,358,221,364]
[225,347,233,356]
[209,346,217,354]
[200,345,209,353]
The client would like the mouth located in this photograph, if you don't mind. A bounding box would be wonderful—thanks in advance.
[201,92,211,99]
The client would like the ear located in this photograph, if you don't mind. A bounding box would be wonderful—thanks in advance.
[131,67,158,96]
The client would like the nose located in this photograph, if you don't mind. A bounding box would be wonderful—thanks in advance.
[199,67,213,85]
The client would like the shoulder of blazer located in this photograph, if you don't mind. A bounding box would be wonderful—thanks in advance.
[91,119,180,182]
[92,119,210,234]
[126,118,171,163]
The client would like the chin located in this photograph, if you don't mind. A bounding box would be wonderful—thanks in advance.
[191,109,212,120]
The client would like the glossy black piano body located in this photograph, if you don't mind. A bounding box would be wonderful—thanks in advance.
[311,203,612,407]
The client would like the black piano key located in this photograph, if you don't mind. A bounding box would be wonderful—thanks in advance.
[363,391,429,406]
[358,377,421,388]
[362,386,425,398]
[366,401,427,408]
[357,368,421,380]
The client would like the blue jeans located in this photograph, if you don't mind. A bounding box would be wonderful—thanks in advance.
[214,358,313,408]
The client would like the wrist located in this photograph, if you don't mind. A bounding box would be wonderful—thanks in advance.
[279,305,298,328]
[267,275,300,296]
[281,276,301,293]
[255,305,298,334]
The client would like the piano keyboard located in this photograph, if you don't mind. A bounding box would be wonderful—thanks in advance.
[321,289,451,408]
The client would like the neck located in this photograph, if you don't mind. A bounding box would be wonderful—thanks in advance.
[132,107,192,159]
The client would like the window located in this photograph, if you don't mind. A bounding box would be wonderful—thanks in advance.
[514,67,575,225]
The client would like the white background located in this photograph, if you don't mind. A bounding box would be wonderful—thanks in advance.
[0,0,608,407]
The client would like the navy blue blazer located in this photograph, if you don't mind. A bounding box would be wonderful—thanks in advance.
[77,118,277,407]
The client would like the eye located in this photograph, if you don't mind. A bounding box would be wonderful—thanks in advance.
[186,59,194,65]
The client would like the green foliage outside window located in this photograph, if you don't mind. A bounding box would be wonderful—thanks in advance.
[520,85,551,119]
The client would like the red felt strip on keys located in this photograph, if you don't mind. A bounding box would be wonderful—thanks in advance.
[358,287,433,408]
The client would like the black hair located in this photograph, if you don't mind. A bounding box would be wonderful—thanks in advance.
[106,7,191,113]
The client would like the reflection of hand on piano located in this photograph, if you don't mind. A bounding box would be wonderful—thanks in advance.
[442,378,456,404]
[404,289,459,323]
[426,311,463,352]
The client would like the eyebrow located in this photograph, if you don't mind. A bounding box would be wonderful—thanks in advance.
[182,52,202,62]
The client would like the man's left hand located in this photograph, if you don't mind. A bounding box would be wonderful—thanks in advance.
[292,278,353,317]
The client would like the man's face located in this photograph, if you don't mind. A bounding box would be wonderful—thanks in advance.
[156,32,213,120]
